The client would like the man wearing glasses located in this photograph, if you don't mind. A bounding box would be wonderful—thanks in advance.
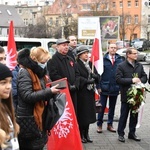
[97,43,122,133]
[116,47,147,142]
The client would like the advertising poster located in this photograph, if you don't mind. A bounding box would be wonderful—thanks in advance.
[100,16,119,40]
[78,17,99,39]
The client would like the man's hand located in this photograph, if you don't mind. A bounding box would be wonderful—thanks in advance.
[132,77,141,84]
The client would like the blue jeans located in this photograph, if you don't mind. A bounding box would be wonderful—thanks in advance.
[97,94,117,126]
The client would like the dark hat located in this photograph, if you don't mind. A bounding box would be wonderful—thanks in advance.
[56,38,70,45]
[0,63,12,80]
[76,45,89,56]
[17,48,30,65]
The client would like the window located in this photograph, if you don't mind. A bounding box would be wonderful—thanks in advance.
[127,1,131,7]
[7,10,12,15]
[120,15,123,24]
[24,18,28,26]
[18,9,22,14]
[120,1,123,8]
[49,18,53,25]
[56,17,59,26]
[112,2,116,8]
[148,15,150,24]
[135,0,139,7]
[134,15,138,24]
[82,4,91,10]
[127,15,131,24]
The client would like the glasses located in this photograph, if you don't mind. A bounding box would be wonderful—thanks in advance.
[130,53,138,55]
[110,47,117,49]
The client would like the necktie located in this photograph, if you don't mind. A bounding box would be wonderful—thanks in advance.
[111,56,115,65]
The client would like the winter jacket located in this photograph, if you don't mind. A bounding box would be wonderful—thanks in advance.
[16,49,53,150]
[98,52,122,96]
[116,60,147,102]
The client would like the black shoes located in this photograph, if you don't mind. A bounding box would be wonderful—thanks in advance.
[128,134,141,141]
[118,134,141,142]
[118,135,125,142]
[81,137,87,143]
[86,137,93,143]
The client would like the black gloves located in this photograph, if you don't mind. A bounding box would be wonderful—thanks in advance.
[69,85,76,91]
[86,78,95,84]
[90,73,98,79]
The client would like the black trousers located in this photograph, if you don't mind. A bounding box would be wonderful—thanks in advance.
[117,102,138,136]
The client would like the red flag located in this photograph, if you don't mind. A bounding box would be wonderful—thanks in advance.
[47,78,83,150]
[90,20,103,75]
[6,21,17,70]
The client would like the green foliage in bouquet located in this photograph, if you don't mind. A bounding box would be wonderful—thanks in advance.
[127,73,150,115]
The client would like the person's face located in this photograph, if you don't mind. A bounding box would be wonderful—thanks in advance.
[0,52,6,65]
[69,36,77,48]
[127,49,138,61]
[79,51,89,62]
[0,77,12,99]
[57,43,69,55]
[108,44,117,56]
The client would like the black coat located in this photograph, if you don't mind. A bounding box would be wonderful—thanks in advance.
[47,51,80,87]
[76,59,100,126]
[116,60,147,102]
[47,51,80,113]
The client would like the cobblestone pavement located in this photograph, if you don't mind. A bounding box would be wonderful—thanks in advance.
[83,91,150,150]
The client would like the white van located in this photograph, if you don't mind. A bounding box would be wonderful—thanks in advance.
[0,37,57,52]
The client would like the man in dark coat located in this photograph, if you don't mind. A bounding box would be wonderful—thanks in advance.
[97,43,122,133]
[47,38,80,114]
[116,47,147,142]
[76,45,100,143]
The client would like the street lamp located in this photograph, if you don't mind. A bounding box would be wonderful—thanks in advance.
[122,0,125,47]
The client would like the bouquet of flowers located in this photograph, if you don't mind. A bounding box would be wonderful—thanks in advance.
[127,73,150,115]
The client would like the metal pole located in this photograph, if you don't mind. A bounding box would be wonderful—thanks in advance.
[122,0,124,47]
[60,0,64,38]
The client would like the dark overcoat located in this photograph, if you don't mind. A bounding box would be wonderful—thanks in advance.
[116,60,147,102]
[76,59,100,126]
[47,51,80,113]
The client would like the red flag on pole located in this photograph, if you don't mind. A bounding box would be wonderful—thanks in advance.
[47,78,83,150]
[90,20,103,75]
[6,21,17,70]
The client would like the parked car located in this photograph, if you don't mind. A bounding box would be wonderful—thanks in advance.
[145,53,150,64]
[131,38,146,47]
[133,40,150,51]
[116,48,147,61]
[116,41,130,49]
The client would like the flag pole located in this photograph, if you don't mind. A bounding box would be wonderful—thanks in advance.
[92,56,94,73]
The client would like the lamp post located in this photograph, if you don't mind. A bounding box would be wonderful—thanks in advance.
[60,0,64,38]
[122,0,125,47]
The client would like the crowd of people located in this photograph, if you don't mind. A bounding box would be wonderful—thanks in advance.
[0,35,149,150]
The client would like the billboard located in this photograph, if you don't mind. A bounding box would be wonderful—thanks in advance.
[100,16,119,40]
[78,16,119,40]
[78,17,99,39]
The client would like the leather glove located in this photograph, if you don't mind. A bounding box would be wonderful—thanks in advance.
[86,78,95,84]
[69,85,76,91]
[90,73,98,79]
